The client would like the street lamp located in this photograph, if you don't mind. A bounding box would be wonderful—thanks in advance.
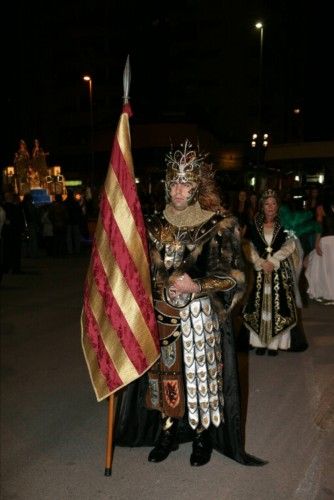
[251,131,269,169]
[83,75,95,186]
[255,21,264,130]
[251,132,269,149]
[292,107,304,141]
[250,22,266,169]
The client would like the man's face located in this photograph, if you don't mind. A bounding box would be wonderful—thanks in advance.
[170,181,196,211]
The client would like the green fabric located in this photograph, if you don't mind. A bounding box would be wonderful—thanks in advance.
[279,205,321,237]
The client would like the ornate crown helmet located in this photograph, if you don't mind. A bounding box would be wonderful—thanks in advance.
[165,139,206,204]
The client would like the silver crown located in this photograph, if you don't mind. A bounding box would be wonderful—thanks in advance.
[165,139,205,186]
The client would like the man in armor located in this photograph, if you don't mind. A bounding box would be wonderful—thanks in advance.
[115,140,265,467]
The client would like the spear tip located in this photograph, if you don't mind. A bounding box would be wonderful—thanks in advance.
[123,55,131,104]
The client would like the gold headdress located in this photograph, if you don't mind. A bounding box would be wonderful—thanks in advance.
[165,139,205,188]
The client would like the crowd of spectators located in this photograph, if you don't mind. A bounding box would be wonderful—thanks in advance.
[1,183,333,307]
[0,189,92,282]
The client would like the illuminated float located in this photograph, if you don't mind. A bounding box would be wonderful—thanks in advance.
[2,139,67,205]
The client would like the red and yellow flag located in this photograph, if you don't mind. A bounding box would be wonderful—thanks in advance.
[81,104,160,402]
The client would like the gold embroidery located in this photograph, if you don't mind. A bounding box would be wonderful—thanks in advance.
[200,276,236,293]
[259,272,272,344]
[244,271,262,333]
[274,262,296,333]
[245,261,297,341]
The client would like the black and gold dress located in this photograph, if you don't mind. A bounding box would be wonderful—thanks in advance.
[243,213,298,350]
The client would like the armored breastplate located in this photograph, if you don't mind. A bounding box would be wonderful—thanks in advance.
[147,211,220,270]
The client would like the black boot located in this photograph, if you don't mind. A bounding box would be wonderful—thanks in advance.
[255,347,266,355]
[190,430,212,467]
[148,419,178,463]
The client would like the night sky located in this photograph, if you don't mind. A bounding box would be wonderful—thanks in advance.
[3,0,333,171]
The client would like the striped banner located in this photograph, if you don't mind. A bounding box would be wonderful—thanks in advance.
[81,104,160,402]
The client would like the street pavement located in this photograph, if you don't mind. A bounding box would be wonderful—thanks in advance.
[1,255,333,500]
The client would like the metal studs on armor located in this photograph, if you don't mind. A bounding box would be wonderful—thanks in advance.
[180,297,224,430]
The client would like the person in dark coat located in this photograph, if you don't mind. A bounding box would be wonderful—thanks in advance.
[64,190,82,254]
[49,194,68,257]
[2,192,25,274]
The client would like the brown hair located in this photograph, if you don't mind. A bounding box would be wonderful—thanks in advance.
[198,163,223,212]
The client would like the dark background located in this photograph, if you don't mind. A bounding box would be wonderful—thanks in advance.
[2,0,333,177]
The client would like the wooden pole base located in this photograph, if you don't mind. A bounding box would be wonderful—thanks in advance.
[104,395,116,476]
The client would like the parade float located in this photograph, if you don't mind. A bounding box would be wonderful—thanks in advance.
[2,139,67,205]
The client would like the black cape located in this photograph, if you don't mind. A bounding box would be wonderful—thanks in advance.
[114,300,266,466]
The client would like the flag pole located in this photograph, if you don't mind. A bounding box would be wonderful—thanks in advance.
[104,394,116,476]
[104,55,131,477]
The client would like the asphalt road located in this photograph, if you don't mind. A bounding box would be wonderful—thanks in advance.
[1,255,333,500]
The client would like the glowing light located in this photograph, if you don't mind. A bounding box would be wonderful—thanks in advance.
[65,180,83,186]
[6,166,15,176]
